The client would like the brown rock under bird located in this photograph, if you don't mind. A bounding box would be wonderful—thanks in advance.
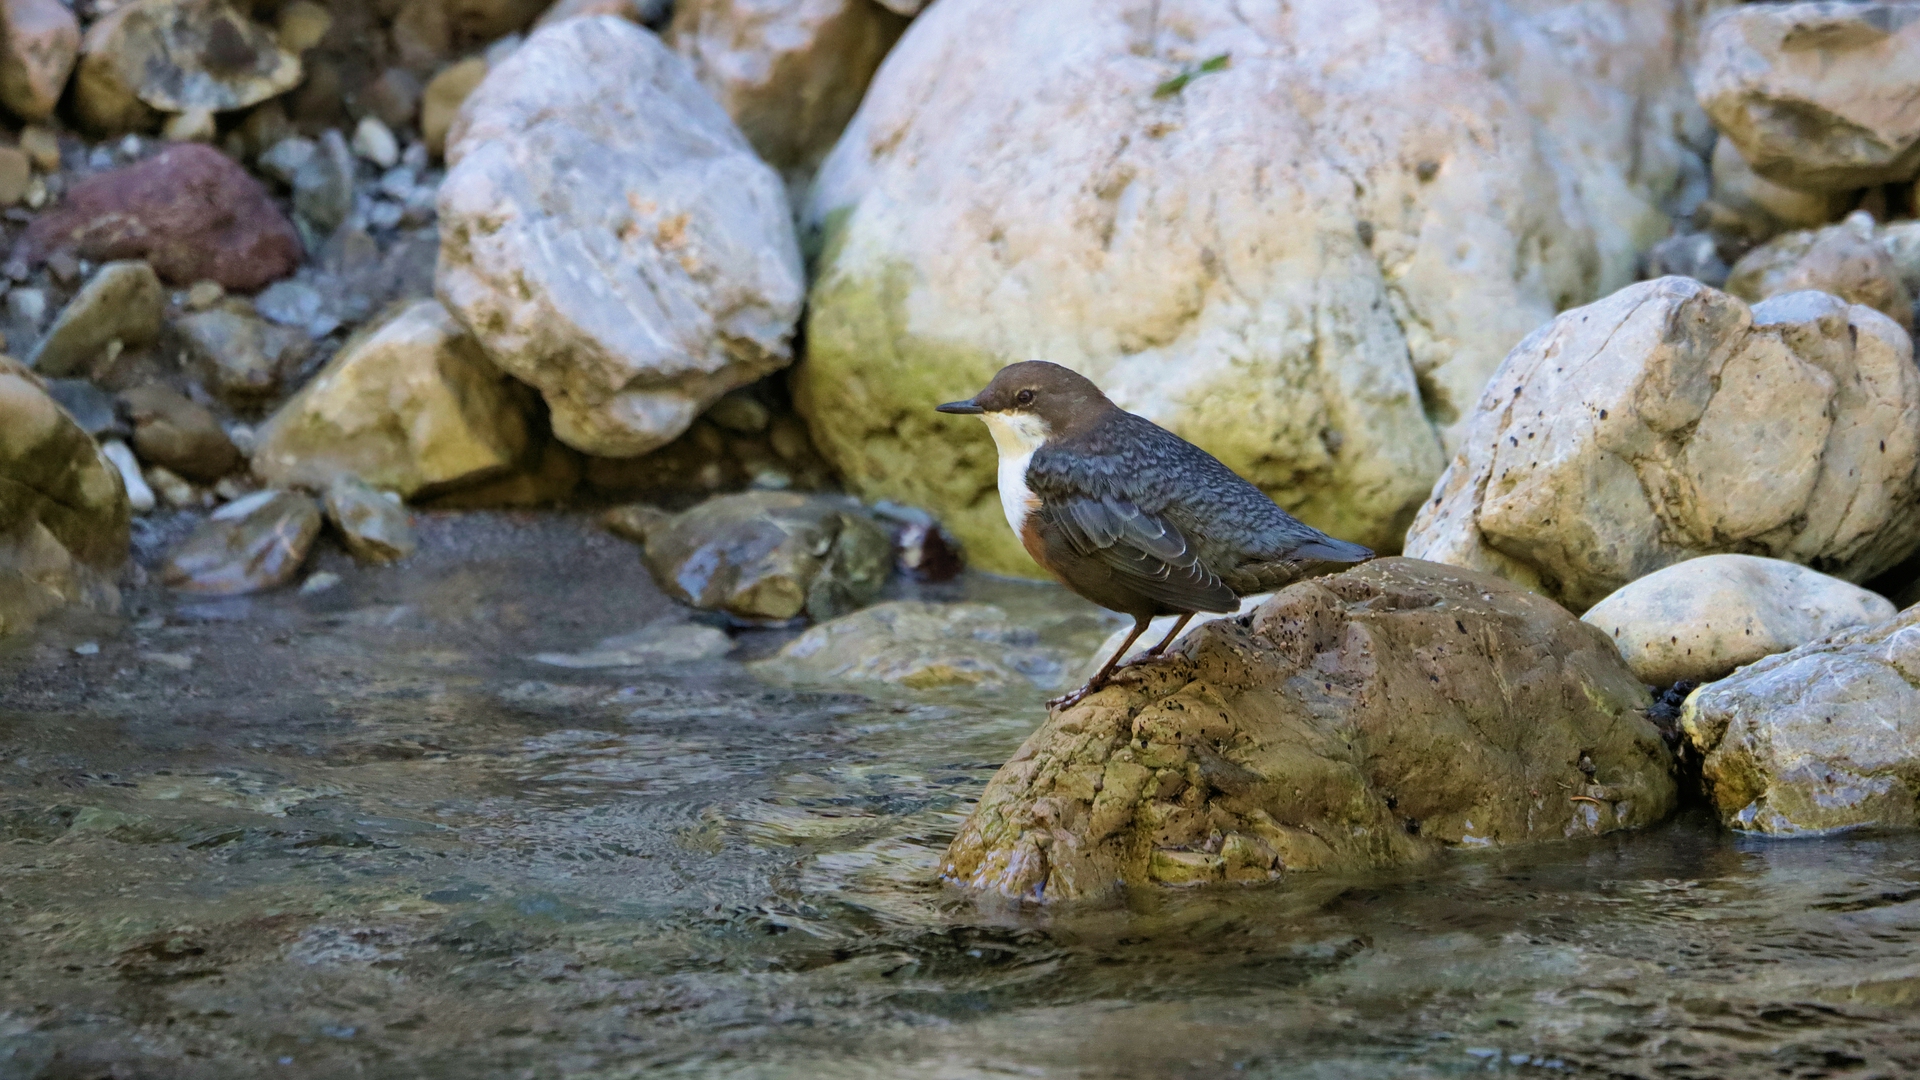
[937,361,1373,708]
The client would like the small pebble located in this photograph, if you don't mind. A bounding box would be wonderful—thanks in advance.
[101,440,156,512]
[352,116,400,169]
[73,641,100,656]
[163,109,217,143]
[378,167,416,200]
[132,615,165,631]
[88,146,112,170]
[300,571,341,595]
[18,126,59,172]
[117,134,144,159]
[185,280,226,310]
[367,201,403,230]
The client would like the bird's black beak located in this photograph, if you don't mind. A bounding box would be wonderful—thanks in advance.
[935,399,984,415]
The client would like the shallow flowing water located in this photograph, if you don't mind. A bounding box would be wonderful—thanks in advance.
[3,512,1919,1079]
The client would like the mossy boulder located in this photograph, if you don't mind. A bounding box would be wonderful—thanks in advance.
[942,558,1676,900]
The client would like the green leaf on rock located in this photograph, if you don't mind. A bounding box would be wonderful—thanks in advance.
[1154,53,1231,98]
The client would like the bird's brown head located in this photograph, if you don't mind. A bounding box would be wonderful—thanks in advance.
[934,362,1117,447]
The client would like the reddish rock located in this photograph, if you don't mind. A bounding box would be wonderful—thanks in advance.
[12,144,301,290]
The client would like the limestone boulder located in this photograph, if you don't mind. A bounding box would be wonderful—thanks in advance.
[72,0,301,136]
[0,0,79,122]
[668,0,908,172]
[799,0,1719,575]
[251,298,534,498]
[0,358,129,635]
[1405,279,1920,612]
[1681,605,1920,835]
[1695,2,1920,194]
[1727,211,1915,330]
[1707,138,1852,239]
[752,600,1080,691]
[436,16,805,458]
[942,558,1677,900]
[624,490,891,623]
[1582,554,1896,687]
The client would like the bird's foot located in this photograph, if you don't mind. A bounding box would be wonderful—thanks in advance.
[1046,681,1101,711]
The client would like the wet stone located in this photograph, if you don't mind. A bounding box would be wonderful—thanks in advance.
[118,383,242,483]
[532,622,731,667]
[751,600,1075,691]
[28,260,164,377]
[292,129,356,234]
[323,476,416,564]
[161,488,322,595]
[635,490,892,623]
[175,306,310,408]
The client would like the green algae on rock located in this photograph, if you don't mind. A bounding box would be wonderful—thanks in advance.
[1681,605,1920,836]
[942,558,1676,900]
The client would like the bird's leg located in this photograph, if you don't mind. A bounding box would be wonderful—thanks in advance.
[1140,613,1195,659]
[1048,613,1152,711]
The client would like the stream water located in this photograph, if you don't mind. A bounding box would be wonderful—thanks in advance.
[3,512,1918,1078]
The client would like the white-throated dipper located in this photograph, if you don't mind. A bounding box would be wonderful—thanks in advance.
[937,361,1374,708]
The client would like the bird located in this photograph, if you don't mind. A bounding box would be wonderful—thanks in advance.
[936,361,1374,709]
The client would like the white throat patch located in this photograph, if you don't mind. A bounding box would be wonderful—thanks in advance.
[979,411,1051,536]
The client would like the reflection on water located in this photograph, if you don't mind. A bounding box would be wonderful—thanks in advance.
[3,512,1918,1078]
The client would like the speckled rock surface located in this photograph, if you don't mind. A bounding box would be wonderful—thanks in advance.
[1582,554,1896,686]
[1405,279,1920,612]
[942,558,1677,900]
[1682,604,1920,836]
[752,600,1080,691]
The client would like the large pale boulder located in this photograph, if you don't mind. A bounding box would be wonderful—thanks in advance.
[0,359,129,635]
[1681,605,1920,835]
[251,299,534,498]
[798,0,1719,574]
[436,16,805,458]
[1405,279,1920,612]
[1695,2,1920,194]
[942,558,1677,900]
[1582,554,1896,686]
[668,0,908,172]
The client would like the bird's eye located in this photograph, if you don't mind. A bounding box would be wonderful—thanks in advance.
[1015,389,1035,406]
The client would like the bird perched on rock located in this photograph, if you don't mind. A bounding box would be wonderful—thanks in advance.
[937,361,1373,708]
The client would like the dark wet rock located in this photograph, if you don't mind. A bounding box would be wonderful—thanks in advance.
[1682,604,1920,835]
[942,558,1678,900]
[72,0,301,136]
[322,476,415,564]
[0,0,78,122]
[45,378,122,438]
[629,490,892,623]
[175,305,311,408]
[1582,554,1896,687]
[160,488,321,595]
[1407,279,1920,612]
[0,357,129,634]
[293,128,355,234]
[252,298,533,498]
[11,144,301,290]
[118,383,242,483]
[752,600,1074,690]
[27,260,164,376]
[1727,212,1916,331]
[868,500,962,582]
[1695,2,1920,194]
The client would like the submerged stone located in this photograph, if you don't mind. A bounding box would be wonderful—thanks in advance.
[751,600,1075,691]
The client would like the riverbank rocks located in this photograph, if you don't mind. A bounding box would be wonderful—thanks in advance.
[436,16,805,458]
[27,260,164,376]
[1727,212,1915,330]
[1681,605,1920,835]
[799,0,1716,574]
[12,144,301,290]
[941,558,1677,900]
[1405,279,1920,612]
[0,0,79,122]
[623,490,890,623]
[176,304,312,408]
[252,299,533,498]
[0,359,129,634]
[322,477,415,564]
[1582,554,1896,686]
[1707,139,1853,241]
[668,0,907,172]
[73,0,300,136]
[752,601,1077,691]
[162,489,321,595]
[118,383,242,482]
[1695,2,1920,194]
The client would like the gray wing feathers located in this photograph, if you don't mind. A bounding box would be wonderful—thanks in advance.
[1051,496,1238,613]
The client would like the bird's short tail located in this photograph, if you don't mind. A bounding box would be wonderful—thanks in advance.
[1289,536,1373,564]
